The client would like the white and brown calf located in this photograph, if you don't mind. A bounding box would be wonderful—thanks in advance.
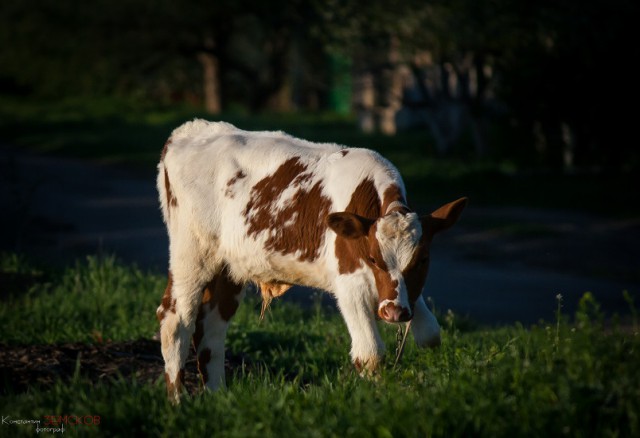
[156,120,467,402]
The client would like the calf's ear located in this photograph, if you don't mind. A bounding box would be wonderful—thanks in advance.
[422,197,468,236]
[327,213,374,239]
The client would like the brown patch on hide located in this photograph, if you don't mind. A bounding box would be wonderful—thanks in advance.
[326,213,374,239]
[367,222,400,305]
[160,138,177,209]
[160,139,171,161]
[244,157,331,262]
[164,168,178,208]
[197,348,211,384]
[205,267,243,322]
[193,267,242,365]
[340,149,349,157]
[381,184,409,214]
[334,179,381,274]
[402,230,431,307]
[157,271,176,322]
[225,170,246,198]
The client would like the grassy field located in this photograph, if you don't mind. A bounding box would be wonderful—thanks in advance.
[1,96,638,215]
[1,97,639,435]
[1,255,639,437]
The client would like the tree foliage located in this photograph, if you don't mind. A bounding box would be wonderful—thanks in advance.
[0,0,636,168]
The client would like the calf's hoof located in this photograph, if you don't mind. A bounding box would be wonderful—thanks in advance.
[165,371,184,405]
[353,356,381,377]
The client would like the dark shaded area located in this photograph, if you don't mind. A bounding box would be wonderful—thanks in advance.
[430,206,640,324]
[0,271,48,301]
[1,0,638,170]
[0,327,339,395]
[0,339,245,395]
[0,143,168,270]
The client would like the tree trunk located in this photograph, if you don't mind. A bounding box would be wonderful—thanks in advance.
[198,36,221,114]
[379,37,403,135]
[355,72,375,133]
[265,81,292,112]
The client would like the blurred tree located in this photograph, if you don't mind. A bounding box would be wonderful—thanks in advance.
[0,1,101,96]
[0,0,322,113]
[313,0,637,169]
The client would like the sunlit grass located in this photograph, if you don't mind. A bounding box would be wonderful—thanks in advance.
[0,255,163,344]
[0,255,639,436]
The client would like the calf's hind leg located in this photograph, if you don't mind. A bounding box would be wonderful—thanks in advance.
[192,266,244,391]
[157,261,211,403]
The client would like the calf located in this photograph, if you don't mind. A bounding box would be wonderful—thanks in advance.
[156,120,467,402]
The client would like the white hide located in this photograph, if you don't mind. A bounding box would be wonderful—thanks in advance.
[411,296,442,347]
[374,212,422,312]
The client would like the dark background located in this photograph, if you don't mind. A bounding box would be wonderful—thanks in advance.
[2,0,638,170]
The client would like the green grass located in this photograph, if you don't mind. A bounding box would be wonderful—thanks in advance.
[0,255,639,437]
[0,256,163,344]
[1,96,638,215]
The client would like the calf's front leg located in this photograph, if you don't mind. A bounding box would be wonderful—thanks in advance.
[335,287,385,374]
[411,295,441,348]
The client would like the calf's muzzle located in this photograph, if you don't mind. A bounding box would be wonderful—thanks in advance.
[378,301,412,323]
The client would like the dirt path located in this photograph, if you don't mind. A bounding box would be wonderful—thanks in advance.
[1,144,639,325]
[429,207,640,323]
[0,145,167,270]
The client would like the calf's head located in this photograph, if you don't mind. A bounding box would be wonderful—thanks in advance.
[328,197,467,323]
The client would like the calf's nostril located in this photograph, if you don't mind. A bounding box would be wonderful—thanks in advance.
[380,303,412,322]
